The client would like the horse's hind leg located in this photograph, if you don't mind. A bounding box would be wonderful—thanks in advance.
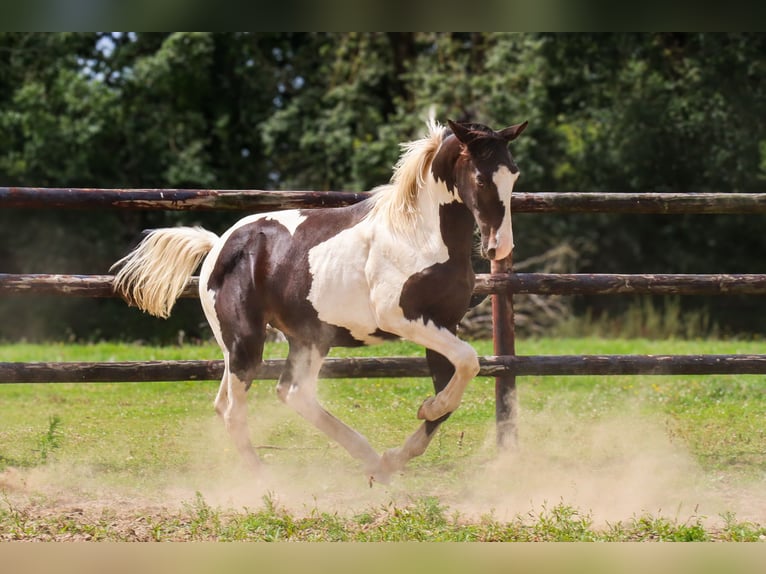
[221,367,262,472]
[217,328,267,474]
[371,349,453,483]
[213,363,229,419]
[276,342,381,475]
[201,253,268,473]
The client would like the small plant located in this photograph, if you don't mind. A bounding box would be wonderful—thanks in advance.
[627,512,710,542]
[36,415,62,464]
[531,501,596,541]
[1,491,35,540]
[184,491,222,540]
[719,511,766,542]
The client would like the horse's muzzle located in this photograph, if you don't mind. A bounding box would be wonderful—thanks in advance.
[484,232,513,261]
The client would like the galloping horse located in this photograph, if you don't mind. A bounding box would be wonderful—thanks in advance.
[112,117,527,483]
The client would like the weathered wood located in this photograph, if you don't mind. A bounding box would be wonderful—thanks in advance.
[3,188,765,214]
[3,354,766,383]
[482,273,766,295]
[0,274,121,297]
[0,360,229,383]
[512,192,766,214]
[0,274,198,298]
[491,256,517,449]
[4,273,766,298]
[0,187,370,212]
[482,354,766,376]
[0,358,428,383]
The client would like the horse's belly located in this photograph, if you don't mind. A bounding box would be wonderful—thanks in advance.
[312,278,380,344]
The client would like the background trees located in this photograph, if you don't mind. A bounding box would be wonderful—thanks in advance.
[1,32,764,341]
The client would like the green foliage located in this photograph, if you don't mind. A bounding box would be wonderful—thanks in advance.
[4,491,762,541]
[1,33,765,340]
[625,513,710,542]
[555,296,718,339]
[528,501,597,541]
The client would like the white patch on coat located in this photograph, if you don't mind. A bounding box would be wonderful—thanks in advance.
[306,223,381,344]
[220,210,308,244]
[306,180,455,344]
[491,165,519,260]
[262,211,307,236]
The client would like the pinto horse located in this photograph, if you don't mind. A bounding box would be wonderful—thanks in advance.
[112,117,527,483]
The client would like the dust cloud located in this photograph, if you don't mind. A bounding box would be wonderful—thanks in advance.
[2,399,764,529]
[452,406,728,526]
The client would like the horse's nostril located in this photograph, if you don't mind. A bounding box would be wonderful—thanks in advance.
[487,248,496,260]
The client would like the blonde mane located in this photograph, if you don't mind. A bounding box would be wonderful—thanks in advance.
[368,117,448,235]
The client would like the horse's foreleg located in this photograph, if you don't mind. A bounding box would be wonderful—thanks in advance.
[414,336,478,422]
[373,302,480,424]
[382,319,478,422]
[276,344,381,474]
[371,349,453,483]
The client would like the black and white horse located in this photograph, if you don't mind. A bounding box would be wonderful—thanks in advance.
[113,117,527,483]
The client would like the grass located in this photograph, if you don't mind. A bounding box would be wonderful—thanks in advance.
[2,491,764,542]
[1,337,765,541]
[553,296,720,340]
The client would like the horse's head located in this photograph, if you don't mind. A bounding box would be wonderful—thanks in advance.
[436,119,527,261]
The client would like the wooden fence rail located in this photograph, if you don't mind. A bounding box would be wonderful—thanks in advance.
[3,187,766,213]
[3,354,766,384]
[3,273,766,297]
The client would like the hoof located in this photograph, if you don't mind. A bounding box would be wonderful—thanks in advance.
[368,470,392,487]
[366,450,402,486]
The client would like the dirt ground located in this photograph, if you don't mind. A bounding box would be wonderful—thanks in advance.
[2,453,764,540]
[2,408,765,541]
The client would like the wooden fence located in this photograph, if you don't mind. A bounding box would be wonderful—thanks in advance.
[2,187,766,445]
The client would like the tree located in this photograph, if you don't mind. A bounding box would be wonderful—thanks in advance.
[1,33,765,340]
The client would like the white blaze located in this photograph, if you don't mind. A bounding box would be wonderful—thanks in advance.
[491,165,519,260]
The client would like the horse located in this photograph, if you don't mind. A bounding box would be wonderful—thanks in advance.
[112,117,527,484]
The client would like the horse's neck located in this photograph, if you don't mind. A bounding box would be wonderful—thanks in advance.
[416,178,474,258]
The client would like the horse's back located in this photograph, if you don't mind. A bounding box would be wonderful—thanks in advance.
[202,202,388,351]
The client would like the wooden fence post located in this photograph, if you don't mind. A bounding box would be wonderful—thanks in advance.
[491,255,518,449]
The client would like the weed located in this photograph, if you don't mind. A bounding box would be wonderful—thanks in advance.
[530,501,596,541]
[37,415,62,464]
[183,491,222,540]
[719,511,766,542]
[627,512,710,542]
[1,492,35,540]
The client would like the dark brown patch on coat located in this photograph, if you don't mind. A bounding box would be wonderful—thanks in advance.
[424,348,456,435]
[208,201,375,381]
[430,135,463,195]
[398,202,475,328]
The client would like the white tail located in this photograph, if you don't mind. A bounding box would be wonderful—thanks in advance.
[111,226,219,318]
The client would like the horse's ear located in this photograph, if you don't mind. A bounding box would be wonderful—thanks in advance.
[448,120,478,146]
[499,121,528,142]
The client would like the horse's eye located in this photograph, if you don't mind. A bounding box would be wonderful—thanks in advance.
[476,175,486,188]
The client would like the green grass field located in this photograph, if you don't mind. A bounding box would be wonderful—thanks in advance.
[1,338,765,541]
